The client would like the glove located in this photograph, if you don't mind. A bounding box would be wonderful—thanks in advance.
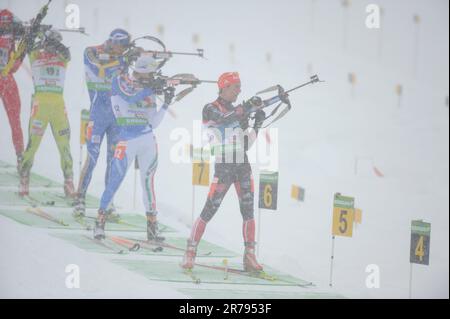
[148,77,166,94]
[239,117,249,130]
[55,43,71,60]
[249,96,263,108]
[242,96,263,112]
[124,46,143,64]
[253,110,266,130]
[163,86,175,105]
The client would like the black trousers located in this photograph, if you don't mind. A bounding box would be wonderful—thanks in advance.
[200,162,255,222]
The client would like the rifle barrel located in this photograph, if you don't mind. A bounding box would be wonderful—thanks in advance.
[172,78,216,85]
[167,51,203,57]
[285,80,314,94]
[57,28,87,34]
[197,80,217,84]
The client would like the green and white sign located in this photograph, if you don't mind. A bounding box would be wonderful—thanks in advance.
[258,171,279,210]
[332,193,355,237]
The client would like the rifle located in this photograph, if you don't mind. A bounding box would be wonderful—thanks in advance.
[249,74,324,128]
[0,21,26,37]
[123,35,204,71]
[1,23,88,37]
[123,35,210,103]
[161,73,216,102]
[138,73,216,103]
[39,24,89,36]
[1,0,52,77]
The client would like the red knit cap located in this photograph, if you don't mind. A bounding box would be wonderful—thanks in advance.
[0,10,13,27]
[218,72,240,89]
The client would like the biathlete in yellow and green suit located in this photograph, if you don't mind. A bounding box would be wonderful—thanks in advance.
[19,29,75,198]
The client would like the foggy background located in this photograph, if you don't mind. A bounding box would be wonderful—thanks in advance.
[0,0,448,298]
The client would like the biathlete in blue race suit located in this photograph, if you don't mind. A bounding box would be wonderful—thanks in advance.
[93,55,175,241]
[75,29,131,217]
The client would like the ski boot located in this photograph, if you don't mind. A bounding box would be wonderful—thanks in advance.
[93,210,106,240]
[19,173,29,197]
[105,204,120,222]
[147,219,165,242]
[181,241,197,270]
[72,197,86,218]
[64,178,76,200]
[243,243,263,272]
[181,217,207,269]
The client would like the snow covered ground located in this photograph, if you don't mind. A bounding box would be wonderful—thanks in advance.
[0,0,448,298]
[0,214,188,298]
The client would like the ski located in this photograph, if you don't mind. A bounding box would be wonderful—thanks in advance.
[22,194,55,207]
[69,211,166,231]
[22,195,38,207]
[99,213,142,229]
[123,236,212,256]
[127,238,163,253]
[25,206,68,227]
[42,192,75,206]
[134,237,177,250]
[109,236,165,253]
[194,262,314,287]
[73,215,92,230]
[107,236,140,252]
[83,235,126,254]
[111,218,138,228]
[71,214,140,231]
[183,269,201,284]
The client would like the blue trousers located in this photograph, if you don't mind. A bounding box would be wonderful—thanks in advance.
[78,93,119,200]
